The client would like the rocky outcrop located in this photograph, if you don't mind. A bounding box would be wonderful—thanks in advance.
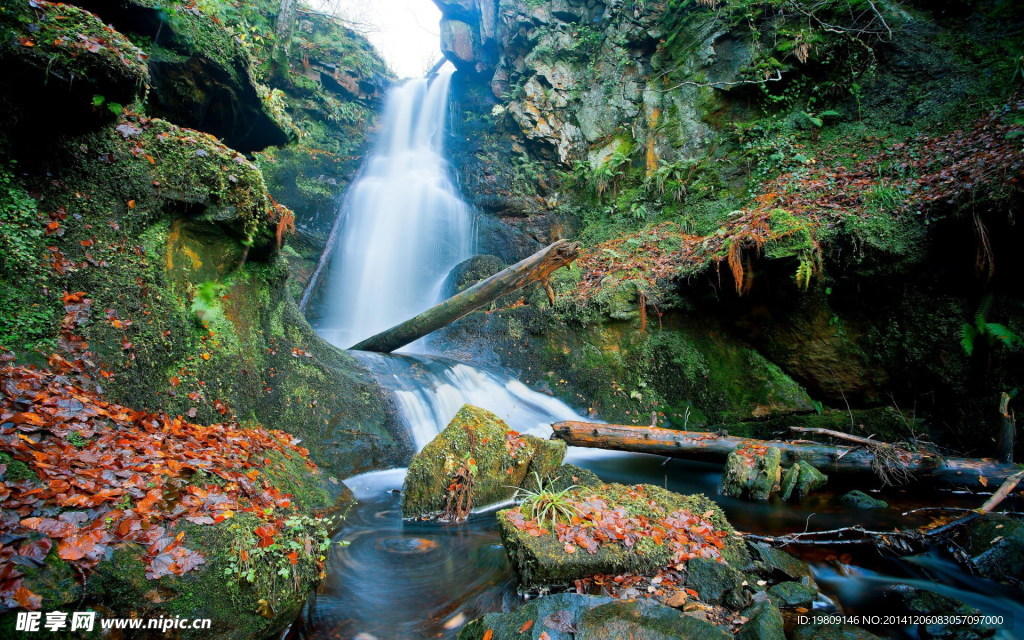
[403,405,565,519]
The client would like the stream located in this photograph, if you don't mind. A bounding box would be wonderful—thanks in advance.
[294,72,1022,640]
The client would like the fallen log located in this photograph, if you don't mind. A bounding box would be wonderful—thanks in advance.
[551,421,1022,490]
[351,239,579,353]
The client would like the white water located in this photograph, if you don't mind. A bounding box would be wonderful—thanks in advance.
[319,70,475,349]
[318,71,588,448]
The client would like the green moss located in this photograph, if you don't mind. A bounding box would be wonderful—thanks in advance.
[498,483,743,590]
[402,405,565,518]
[0,451,37,483]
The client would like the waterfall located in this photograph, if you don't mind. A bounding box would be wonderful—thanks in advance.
[318,70,474,349]
[317,70,588,448]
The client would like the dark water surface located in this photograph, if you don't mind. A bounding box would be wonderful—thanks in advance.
[287,452,1021,640]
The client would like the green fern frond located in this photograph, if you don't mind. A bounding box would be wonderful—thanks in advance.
[985,322,1019,348]
[960,323,977,356]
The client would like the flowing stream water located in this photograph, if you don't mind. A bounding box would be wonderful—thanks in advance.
[293,72,1022,640]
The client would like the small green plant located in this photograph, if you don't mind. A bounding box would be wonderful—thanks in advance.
[67,431,88,448]
[961,294,1021,356]
[512,473,580,529]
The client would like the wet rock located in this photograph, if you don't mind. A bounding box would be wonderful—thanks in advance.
[402,404,566,519]
[498,482,744,590]
[964,514,1024,583]
[792,624,883,640]
[779,461,828,501]
[575,598,731,640]
[767,581,817,608]
[441,255,507,298]
[71,0,292,152]
[458,592,729,640]
[736,598,785,640]
[883,585,998,640]
[0,1,149,137]
[840,490,888,510]
[748,542,813,581]
[685,557,748,609]
[720,445,781,501]
[543,463,604,492]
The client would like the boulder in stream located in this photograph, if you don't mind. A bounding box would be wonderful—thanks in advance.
[497,482,747,591]
[840,490,888,510]
[402,404,566,519]
[457,592,730,640]
[778,461,828,501]
[720,444,781,501]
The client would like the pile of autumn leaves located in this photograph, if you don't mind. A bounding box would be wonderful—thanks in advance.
[0,298,321,612]
[571,99,1024,302]
[506,485,728,600]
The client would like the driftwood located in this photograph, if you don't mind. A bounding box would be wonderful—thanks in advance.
[351,240,579,352]
[551,421,1022,490]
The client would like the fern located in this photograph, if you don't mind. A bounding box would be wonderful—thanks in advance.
[960,323,977,356]
[985,323,1018,348]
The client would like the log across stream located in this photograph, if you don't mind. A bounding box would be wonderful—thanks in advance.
[552,421,1021,490]
[288,451,1017,640]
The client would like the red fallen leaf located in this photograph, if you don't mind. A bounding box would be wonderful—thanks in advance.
[254,525,277,548]
[21,517,75,538]
[17,538,52,564]
[482,630,493,640]
[57,533,100,561]
[127,200,136,210]
[286,551,299,565]
[518,619,533,633]
[14,585,42,610]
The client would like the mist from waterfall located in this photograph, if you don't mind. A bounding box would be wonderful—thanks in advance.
[317,70,588,448]
[319,70,474,349]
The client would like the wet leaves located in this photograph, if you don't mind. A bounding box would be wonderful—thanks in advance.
[0,330,318,610]
[570,100,1024,302]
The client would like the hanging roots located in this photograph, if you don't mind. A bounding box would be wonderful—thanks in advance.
[869,442,915,486]
[442,462,475,522]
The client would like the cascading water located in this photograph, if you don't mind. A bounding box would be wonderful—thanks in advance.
[318,70,475,350]
[317,70,588,446]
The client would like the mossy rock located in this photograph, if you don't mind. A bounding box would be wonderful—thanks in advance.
[543,463,603,492]
[767,581,817,608]
[457,593,730,640]
[0,0,149,136]
[792,624,882,640]
[737,598,785,640]
[3,513,329,640]
[402,404,566,519]
[964,514,1024,583]
[685,556,748,609]
[720,445,781,501]
[441,254,508,297]
[748,542,812,581]
[779,461,827,501]
[498,483,744,591]
[840,490,888,510]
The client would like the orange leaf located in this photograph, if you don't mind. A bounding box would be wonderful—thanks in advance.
[127,200,136,210]
[518,620,534,634]
[979,475,988,487]
[482,630,494,640]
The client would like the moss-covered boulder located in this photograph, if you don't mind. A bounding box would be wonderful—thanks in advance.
[685,556,748,609]
[720,445,781,502]
[840,490,888,510]
[498,482,745,591]
[768,581,817,608]
[747,542,813,583]
[402,405,566,519]
[964,514,1024,583]
[0,0,149,137]
[778,461,827,501]
[457,593,730,640]
[792,624,882,640]
[66,0,292,152]
[737,598,785,640]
